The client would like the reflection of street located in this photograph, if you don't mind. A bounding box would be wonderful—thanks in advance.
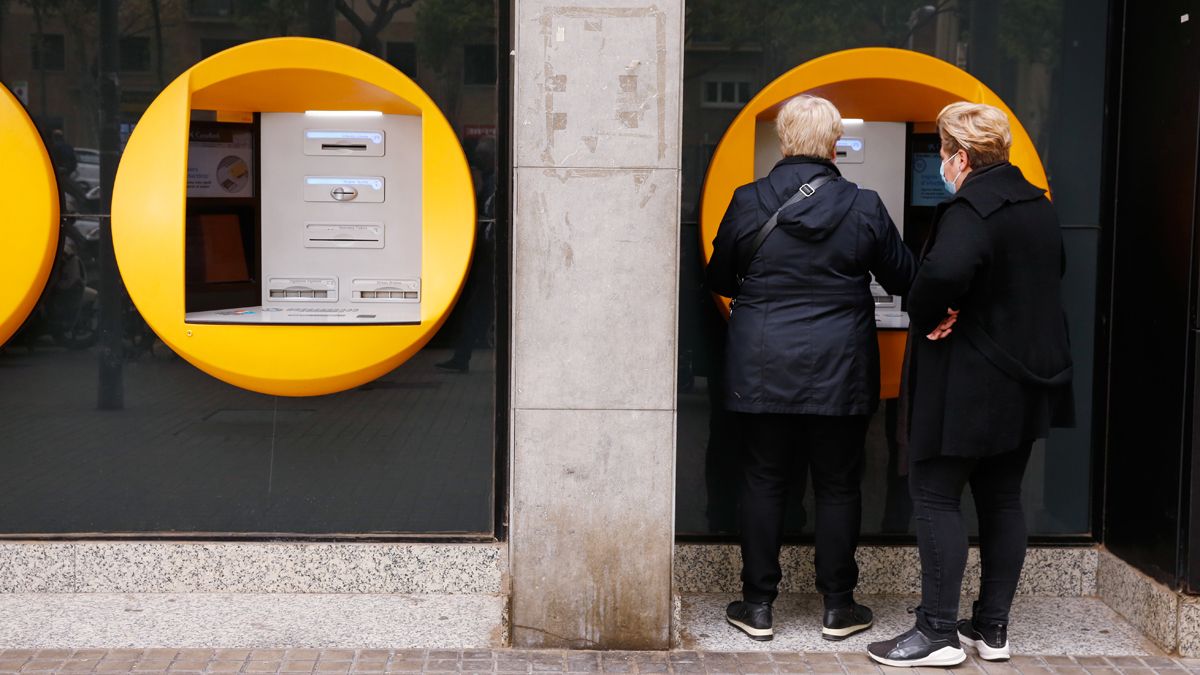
[677,374,1061,537]
[676,377,914,537]
[0,345,495,535]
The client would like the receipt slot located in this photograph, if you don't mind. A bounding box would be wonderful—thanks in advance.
[701,47,1050,398]
[112,38,475,396]
[0,82,59,346]
[755,120,911,328]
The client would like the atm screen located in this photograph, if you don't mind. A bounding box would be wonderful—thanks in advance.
[903,132,945,257]
[909,134,951,207]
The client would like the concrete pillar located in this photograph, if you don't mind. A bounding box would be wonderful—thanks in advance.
[509,0,683,650]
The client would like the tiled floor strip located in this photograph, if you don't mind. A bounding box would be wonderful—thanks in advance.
[1,651,1199,675]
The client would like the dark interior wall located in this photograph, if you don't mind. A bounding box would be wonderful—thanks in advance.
[1040,0,1112,534]
[1103,0,1200,588]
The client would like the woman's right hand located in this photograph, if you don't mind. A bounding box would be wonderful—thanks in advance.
[926,309,960,341]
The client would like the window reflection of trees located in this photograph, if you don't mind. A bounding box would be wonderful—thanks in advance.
[683,0,1064,152]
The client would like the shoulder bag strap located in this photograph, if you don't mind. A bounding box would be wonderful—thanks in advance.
[738,173,836,284]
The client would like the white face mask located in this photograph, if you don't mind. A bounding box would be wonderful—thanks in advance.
[939,153,965,194]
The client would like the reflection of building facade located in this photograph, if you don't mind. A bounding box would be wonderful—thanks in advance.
[0,0,497,146]
[1,0,1200,659]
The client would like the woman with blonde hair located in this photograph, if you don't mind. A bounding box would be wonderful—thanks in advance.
[707,95,915,642]
[868,103,1074,668]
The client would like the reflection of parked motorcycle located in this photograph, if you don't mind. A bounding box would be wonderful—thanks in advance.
[9,209,160,357]
[15,233,100,350]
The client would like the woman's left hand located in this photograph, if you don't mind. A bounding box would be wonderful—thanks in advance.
[926,309,960,341]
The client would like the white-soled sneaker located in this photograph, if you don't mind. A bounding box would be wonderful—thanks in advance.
[957,619,1011,661]
[822,603,873,641]
[868,626,966,668]
[725,600,773,641]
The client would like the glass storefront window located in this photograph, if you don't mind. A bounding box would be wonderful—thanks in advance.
[0,0,502,537]
[677,0,1105,539]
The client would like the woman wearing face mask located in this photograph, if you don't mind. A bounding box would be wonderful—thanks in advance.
[867,102,1074,668]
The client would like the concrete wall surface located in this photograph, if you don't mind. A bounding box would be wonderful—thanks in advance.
[509,0,684,650]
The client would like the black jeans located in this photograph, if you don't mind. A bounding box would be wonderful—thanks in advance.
[738,413,869,608]
[909,443,1034,635]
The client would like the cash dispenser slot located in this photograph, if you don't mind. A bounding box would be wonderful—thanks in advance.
[304,223,384,249]
[835,137,865,163]
[303,130,385,156]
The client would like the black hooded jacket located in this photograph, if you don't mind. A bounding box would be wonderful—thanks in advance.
[706,156,916,415]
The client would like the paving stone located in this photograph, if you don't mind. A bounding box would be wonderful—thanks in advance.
[383,662,423,673]
[21,662,66,672]
[96,662,137,672]
[131,662,173,672]
[1142,658,1184,670]
[0,650,1192,674]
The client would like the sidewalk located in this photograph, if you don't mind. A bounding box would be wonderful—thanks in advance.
[0,649,1196,675]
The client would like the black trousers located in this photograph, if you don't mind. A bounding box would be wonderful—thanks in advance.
[909,443,1034,635]
[738,413,869,608]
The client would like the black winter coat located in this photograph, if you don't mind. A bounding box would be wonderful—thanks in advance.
[706,157,917,415]
[906,162,1075,460]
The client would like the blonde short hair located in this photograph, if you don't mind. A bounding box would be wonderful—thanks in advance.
[937,102,1012,167]
[776,95,843,159]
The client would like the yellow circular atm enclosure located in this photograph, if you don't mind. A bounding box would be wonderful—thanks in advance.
[0,83,59,347]
[700,47,1050,399]
[113,37,475,396]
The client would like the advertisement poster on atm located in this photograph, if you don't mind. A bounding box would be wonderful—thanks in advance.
[187,126,255,199]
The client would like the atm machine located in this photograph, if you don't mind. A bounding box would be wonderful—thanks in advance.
[754,119,951,329]
[184,111,422,325]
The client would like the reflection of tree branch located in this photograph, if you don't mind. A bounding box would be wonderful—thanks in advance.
[891,0,958,50]
[337,0,415,54]
[335,0,370,36]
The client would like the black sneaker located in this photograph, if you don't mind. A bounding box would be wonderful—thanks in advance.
[868,626,966,668]
[958,618,1010,661]
[726,600,773,641]
[822,603,874,641]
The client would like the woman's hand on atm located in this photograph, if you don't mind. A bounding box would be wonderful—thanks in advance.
[925,309,960,341]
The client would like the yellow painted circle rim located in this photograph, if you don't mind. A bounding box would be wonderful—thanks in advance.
[0,83,59,346]
[112,37,475,396]
[700,47,1049,268]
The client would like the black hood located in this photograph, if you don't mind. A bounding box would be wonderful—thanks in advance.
[754,156,857,242]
